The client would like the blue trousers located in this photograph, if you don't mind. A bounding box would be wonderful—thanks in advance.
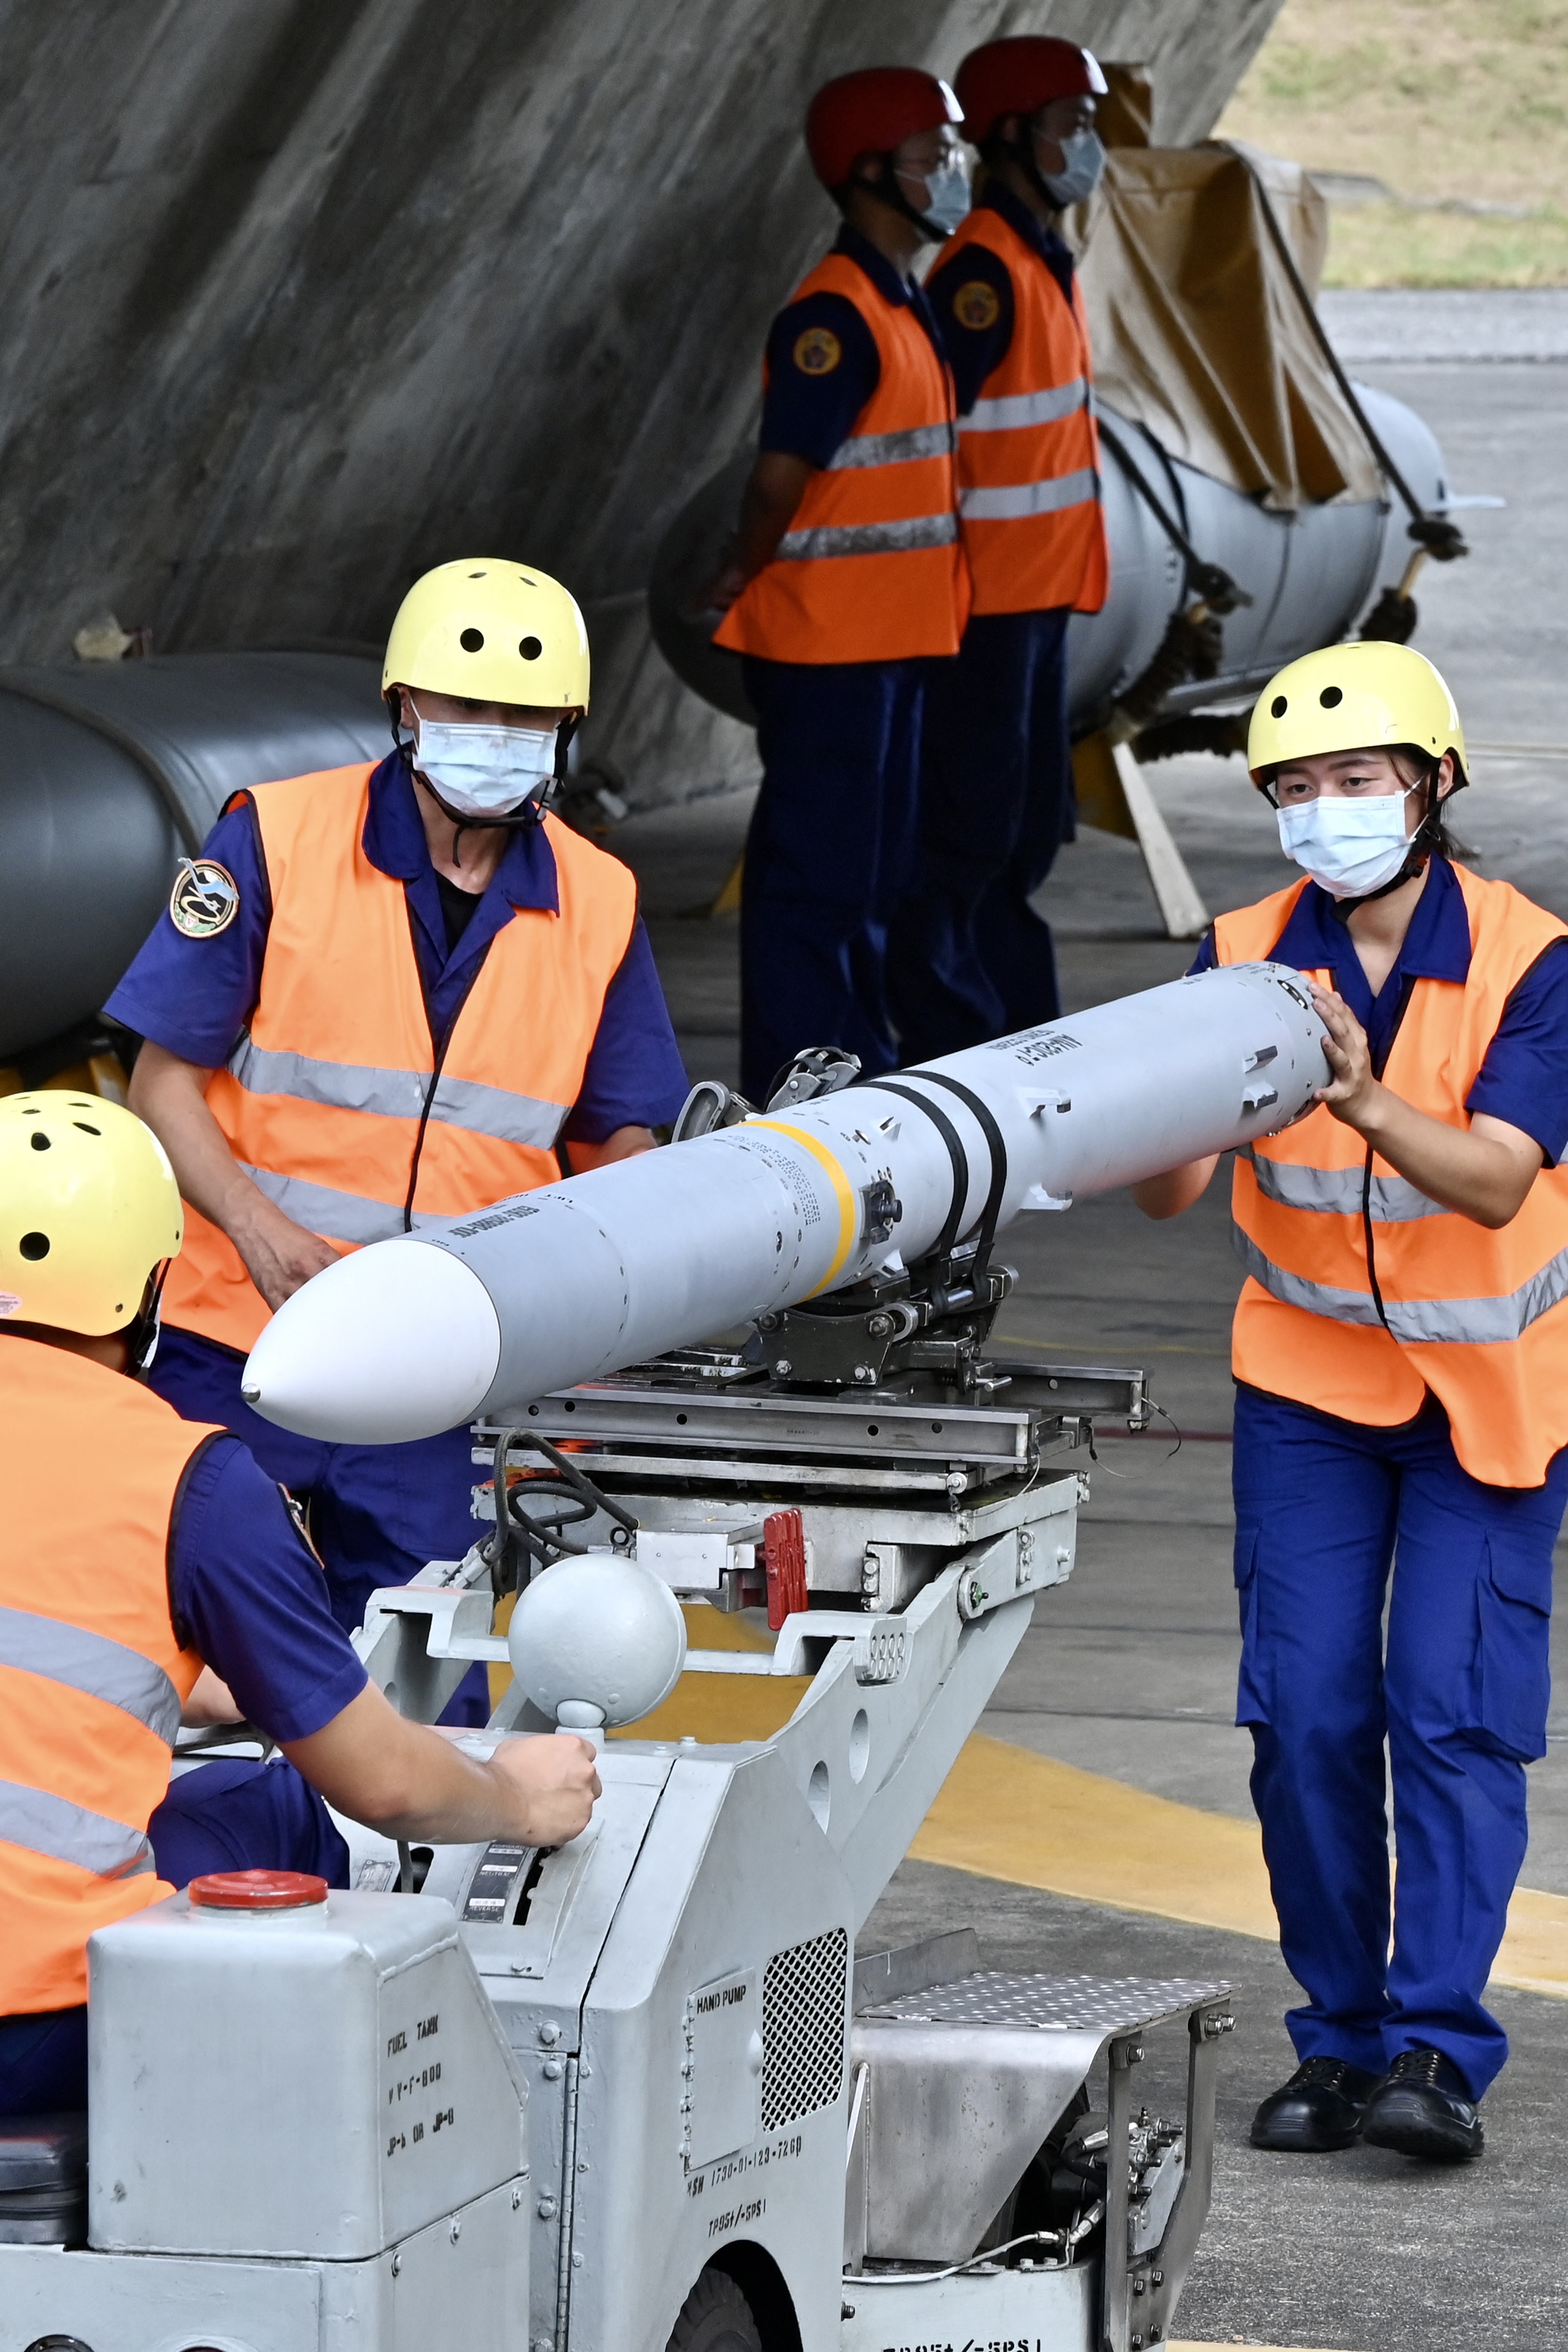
[889,606,1072,1064]
[0,1759,348,2116]
[740,653,925,1104]
[150,1323,489,1725]
[1233,1382,1567,2097]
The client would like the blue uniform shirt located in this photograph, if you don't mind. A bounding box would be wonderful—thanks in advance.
[169,1435,368,1743]
[758,224,949,468]
[1189,858,1568,1165]
[924,182,1078,417]
[106,753,689,1145]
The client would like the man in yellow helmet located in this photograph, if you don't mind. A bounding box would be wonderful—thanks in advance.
[1134,641,1568,2166]
[0,1096,599,2116]
[107,563,688,1710]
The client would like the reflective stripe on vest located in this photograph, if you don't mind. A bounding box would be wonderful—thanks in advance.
[964,379,1086,432]
[775,513,960,561]
[230,1037,568,1148]
[1213,866,1568,1485]
[714,250,966,663]
[1234,1225,1568,1348]
[960,466,1100,523]
[0,1342,213,2010]
[825,422,956,470]
[0,1780,156,1880]
[235,1164,461,1246]
[1236,1145,1448,1223]
[941,206,1107,618]
[161,767,638,1355]
[0,1607,182,1745]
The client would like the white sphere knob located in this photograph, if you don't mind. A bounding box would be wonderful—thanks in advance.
[507,1551,688,1730]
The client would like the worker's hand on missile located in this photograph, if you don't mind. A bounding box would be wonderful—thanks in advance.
[227,1193,343,1310]
[1308,984,1378,1128]
[1304,981,1544,1227]
[486,1733,602,1847]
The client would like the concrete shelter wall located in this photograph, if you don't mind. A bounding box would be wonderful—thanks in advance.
[0,0,1284,801]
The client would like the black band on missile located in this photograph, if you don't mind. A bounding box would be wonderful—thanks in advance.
[907,1072,1009,1257]
[861,1079,969,1258]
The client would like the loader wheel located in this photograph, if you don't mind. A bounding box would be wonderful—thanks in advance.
[666,2266,763,2352]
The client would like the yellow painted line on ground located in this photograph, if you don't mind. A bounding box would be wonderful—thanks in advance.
[557,1595,1568,1995]
[910,1734,1568,2000]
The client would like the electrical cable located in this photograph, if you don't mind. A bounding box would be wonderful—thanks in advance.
[483,1425,638,1598]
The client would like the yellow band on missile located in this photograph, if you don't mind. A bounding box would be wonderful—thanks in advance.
[749,1118,858,1295]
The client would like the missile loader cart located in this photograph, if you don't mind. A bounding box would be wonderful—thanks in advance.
[0,1261,1233,2352]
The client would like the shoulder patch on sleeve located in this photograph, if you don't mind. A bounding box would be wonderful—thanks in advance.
[169,857,240,939]
[952,279,1002,331]
[792,326,843,376]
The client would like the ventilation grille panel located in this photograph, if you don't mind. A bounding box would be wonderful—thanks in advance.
[761,1927,848,2130]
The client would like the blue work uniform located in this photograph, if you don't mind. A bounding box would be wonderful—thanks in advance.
[1193,861,1568,2094]
[0,1438,370,2116]
[891,186,1087,1060]
[106,757,689,1701]
[737,225,950,1102]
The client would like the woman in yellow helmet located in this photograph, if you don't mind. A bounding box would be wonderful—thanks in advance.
[1134,641,1568,2166]
[104,561,689,1712]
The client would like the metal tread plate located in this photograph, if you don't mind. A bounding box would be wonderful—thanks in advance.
[862,1971,1228,2033]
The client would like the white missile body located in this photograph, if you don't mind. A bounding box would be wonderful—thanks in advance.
[243,960,1327,1444]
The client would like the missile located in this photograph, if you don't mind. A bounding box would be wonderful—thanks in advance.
[241,960,1327,1445]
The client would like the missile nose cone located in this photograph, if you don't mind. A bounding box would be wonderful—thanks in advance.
[242,1238,502,1443]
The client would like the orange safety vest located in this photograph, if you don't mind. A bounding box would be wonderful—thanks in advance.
[164,764,640,1356]
[0,1341,213,2012]
[943,205,1107,618]
[1213,864,1568,1487]
[715,249,967,664]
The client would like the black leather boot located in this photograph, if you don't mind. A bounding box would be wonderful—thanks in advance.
[1249,2056,1383,2152]
[1361,2047,1484,2162]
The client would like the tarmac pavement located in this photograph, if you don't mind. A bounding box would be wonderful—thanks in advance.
[617,291,1568,2351]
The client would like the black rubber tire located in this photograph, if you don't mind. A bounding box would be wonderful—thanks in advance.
[665,2268,763,2352]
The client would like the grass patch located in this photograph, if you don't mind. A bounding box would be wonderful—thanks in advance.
[1322,203,1568,287]
[1217,0,1568,281]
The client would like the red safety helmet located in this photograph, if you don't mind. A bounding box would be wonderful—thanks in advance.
[805,67,964,192]
[954,36,1107,148]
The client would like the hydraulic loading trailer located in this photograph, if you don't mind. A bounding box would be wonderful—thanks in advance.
[0,1357,1229,2352]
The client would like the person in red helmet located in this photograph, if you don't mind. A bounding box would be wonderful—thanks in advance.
[890,36,1110,1062]
[710,67,969,1102]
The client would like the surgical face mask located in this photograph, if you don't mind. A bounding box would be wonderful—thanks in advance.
[411,713,559,820]
[1276,785,1421,901]
[1037,126,1106,209]
[903,151,971,237]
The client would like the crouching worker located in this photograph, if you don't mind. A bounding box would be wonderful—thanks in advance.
[1134,643,1568,2166]
[0,1095,599,2117]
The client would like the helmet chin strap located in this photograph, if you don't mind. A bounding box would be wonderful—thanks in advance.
[125,1264,168,1380]
[1007,120,1066,216]
[857,158,952,245]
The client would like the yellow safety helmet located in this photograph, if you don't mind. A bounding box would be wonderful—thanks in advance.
[0,1094,183,1337]
[382,559,591,712]
[1247,642,1466,793]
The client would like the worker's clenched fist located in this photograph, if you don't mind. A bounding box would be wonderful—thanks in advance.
[488,1732,601,1848]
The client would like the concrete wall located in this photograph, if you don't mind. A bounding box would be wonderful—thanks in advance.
[0,0,1284,803]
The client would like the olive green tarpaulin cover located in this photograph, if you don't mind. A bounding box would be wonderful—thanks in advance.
[1066,135,1381,511]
